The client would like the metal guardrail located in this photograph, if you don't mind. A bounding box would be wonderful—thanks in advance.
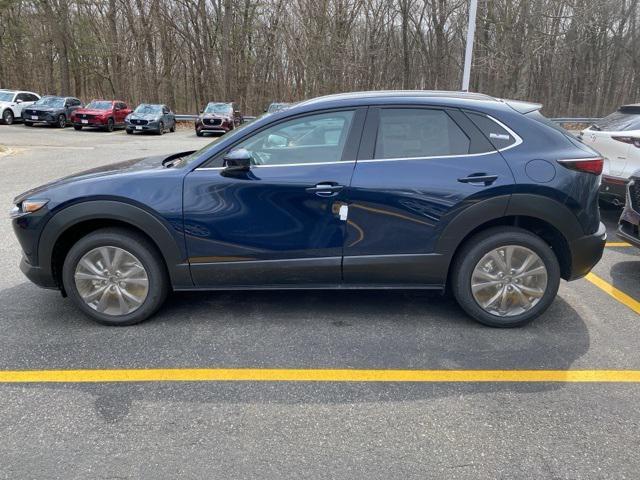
[175,114,258,123]
[551,118,600,124]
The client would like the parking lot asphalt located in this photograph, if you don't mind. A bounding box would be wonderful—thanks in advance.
[1,124,639,479]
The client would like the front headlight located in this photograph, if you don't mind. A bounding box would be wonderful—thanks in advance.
[11,199,49,218]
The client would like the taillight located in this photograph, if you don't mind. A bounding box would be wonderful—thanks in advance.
[612,136,640,148]
[557,157,603,175]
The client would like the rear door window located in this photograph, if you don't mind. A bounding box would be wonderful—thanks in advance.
[374,108,470,159]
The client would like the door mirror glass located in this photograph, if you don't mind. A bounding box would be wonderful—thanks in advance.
[223,148,252,172]
[15,99,23,104]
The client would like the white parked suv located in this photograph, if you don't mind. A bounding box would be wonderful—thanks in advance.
[0,89,41,125]
[580,104,640,205]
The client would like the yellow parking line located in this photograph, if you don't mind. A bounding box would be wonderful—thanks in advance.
[1,368,640,383]
[585,272,640,314]
[605,242,631,247]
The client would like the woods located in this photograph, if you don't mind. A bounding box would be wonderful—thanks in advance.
[0,0,638,116]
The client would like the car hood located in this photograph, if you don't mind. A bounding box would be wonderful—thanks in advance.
[26,106,59,112]
[130,113,160,120]
[13,151,194,203]
[74,109,111,115]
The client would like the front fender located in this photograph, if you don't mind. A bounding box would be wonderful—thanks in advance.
[38,200,192,288]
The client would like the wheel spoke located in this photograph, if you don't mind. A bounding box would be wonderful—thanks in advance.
[472,245,548,317]
[74,246,149,316]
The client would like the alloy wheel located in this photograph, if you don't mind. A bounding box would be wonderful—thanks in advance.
[3,110,14,125]
[470,245,548,317]
[74,246,149,316]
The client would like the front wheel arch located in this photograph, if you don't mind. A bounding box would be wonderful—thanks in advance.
[40,201,192,291]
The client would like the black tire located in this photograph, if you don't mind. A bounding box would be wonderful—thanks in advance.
[169,123,176,133]
[74,125,82,131]
[196,128,204,137]
[126,128,133,134]
[158,121,164,135]
[451,227,561,328]
[24,121,33,127]
[2,109,14,125]
[57,114,66,128]
[62,228,170,326]
[105,118,114,132]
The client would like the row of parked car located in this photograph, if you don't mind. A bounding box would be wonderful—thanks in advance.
[0,89,291,137]
[0,89,176,134]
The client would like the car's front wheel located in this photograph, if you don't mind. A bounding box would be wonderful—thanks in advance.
[2,109,14,125]
[105,118,114,132]
[62,228,169,326]
[451,227,560,327]
[57,114,66,128]
[158,121,164,135]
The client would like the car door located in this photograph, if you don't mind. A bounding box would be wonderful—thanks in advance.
[343,106,516,286]
[183,108,365,287]
[14,93,30,117]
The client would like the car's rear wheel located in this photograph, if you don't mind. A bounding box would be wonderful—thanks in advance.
[105,118,114,132]
[62,228,169,326]
[74,125,82,131]
[451,227,560,327]
[57,114,66,128]
[2,109,14,125]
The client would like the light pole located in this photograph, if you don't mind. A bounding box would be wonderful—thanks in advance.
[462,0,478,91]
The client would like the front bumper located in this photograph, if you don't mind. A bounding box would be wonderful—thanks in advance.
[19,256,57,289]
[567,221,607,280]
[127,122,160,132]
[72,118,107,127]
[600,175,628,203]
[618,202,640,248]
[23,113,56,124]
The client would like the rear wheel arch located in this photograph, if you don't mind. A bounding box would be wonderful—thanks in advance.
[40,201,191,290]
[438,194,581,282]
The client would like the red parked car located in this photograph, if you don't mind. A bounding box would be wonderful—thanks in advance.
[71,100,131,132]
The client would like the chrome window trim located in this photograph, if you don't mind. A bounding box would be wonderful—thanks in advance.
[194,114,523,170]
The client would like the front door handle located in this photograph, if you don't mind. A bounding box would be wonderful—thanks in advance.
[306,183,344,197]
[457,174,498,186]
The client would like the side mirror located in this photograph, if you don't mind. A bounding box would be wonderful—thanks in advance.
[199,109,204,114]
[15,99,23,104]
[223,148,252,173]
[234,110,240,115]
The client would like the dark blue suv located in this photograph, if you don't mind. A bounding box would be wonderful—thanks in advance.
[11,91,606,327]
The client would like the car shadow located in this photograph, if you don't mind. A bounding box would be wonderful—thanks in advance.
[0,284,591,423]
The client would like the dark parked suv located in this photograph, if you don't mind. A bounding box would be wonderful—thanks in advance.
[11,91,606,327]
[23,96,83,128]
[195,102,242,136]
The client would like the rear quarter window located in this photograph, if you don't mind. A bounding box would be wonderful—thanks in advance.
[464,112,518,150]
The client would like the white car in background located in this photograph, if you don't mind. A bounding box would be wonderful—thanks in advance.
[0,89,40,125]
[580,104,640,205]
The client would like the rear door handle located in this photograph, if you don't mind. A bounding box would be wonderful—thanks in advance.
[306,183,344,197]
[457,174,498,186]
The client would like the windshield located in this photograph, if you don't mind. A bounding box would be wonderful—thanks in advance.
[267,103,290,113]
[86,101,113,110]
[205,103,232,115]
[0,92,15,102]
[35,96,65,108]
[173,120,256,167]
[135,104,162,114]
[592,108,640,132]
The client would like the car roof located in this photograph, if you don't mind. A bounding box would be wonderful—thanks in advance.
[290,90,521,114]
[0,89,38,95]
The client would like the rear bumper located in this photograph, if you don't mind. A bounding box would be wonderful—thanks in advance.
[567,222,607,280]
